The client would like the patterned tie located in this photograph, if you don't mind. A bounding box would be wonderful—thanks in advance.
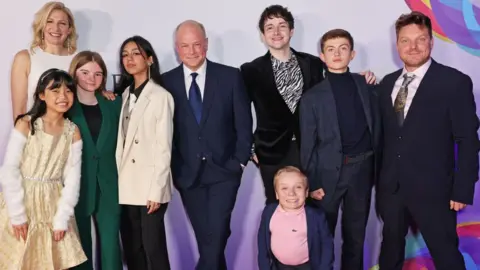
[394,74,415,126]
[189,72,202,124]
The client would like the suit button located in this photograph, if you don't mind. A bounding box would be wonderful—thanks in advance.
[397,155,401,158]
[336,166,340,171]
[93,155,97,160]
[398,136,402,139]
[135,139,139,144]
[198,136,202,140]
[132,159,136,163]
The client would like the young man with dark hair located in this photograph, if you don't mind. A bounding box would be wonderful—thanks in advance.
[241,5,376,205]
[377,11,479,270]
[299,28,381,270]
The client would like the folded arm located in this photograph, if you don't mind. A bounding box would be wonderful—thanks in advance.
[149,93,175,203]
[450,75,480,205]
[53,127,83,231]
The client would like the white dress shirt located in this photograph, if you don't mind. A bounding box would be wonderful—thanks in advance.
[183,60,207,99]
[391,58,432,116]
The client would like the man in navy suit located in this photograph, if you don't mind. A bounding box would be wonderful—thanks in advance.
[377,12,480,270]
[162,20,253,270]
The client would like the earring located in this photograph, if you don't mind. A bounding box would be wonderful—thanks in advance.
[148,62,152,79]
[67,37,72,54]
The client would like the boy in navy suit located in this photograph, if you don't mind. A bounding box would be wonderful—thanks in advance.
[299,29,381,270]
[258,166,333,270]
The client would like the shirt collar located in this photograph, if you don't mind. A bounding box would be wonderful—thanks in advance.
[271,50,297,65]
[401,58,432,79]
[183,60,207,79]
[129,79,149,98]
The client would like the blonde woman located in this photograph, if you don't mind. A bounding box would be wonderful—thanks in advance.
[10,1,78,121]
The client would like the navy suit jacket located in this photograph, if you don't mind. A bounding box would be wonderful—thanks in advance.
[162,60,253,188]
[299,74,382,204]
[257,203,334,270]
[377,59,479,204]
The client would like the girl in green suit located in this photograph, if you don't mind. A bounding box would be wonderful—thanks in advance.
[68,51,122,270]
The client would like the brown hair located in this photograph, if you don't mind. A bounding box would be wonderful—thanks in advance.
[395,11,432,39]
[320,28,354,52]
[273,166,308,189]
[69,51,108,92]
[30,1,78,54]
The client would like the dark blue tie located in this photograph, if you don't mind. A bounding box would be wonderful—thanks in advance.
[189,72,202,123]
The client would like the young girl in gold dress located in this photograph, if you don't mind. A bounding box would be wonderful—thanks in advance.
[0,68,87,269]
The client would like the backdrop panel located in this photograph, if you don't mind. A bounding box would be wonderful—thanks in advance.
[0,1,479,269]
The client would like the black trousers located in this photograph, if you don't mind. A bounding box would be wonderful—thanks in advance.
[120,204,170,270]
[180,177,240,270]
[259,141,300,204]
[314,154,373,270]
[378,190,465,270]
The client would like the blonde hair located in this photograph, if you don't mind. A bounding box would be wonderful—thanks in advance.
[30,1,78,54]
[273,166,308,189]
[69,51,108,92]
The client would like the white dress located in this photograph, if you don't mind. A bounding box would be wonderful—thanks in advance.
[26,47,76,110]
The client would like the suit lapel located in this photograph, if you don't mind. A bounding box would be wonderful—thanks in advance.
[294,49,312,92]
[321,79,342,142]
[123,81,152,152]
[352,75,373,132]
[200,60,217,128]
[70,101,96,148]
[260,53,294,115]
[402,61,435,128]
[95,92,111,152]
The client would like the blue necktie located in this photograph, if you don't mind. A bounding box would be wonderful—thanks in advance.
[189,72,202,123]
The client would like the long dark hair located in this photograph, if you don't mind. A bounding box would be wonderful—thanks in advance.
[115,35,163,95]
[15,68,77,135]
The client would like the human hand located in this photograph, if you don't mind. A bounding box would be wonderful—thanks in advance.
[310,188,325,200]
[53,230,66,241]
[12,222,28,241]
[147,200,161,214]
[102,90,117,101]
[450,200,467,211]
[359,70,377,84]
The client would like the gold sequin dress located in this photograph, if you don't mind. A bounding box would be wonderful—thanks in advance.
[0,118,87,270]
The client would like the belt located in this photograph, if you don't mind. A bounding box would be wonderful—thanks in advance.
[343,150,373,164]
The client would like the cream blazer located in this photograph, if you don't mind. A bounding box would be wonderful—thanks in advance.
[116,80,174,206]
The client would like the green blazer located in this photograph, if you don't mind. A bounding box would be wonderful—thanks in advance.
[68,92,122,216]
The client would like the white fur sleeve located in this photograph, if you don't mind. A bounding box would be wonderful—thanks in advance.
[53,140,83,231]
[0,129,27,225]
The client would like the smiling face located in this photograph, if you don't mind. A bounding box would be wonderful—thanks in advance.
[175,22,208,71]
[40,80,74,113]
[261,17,293,51]
[43,9,71,47]
[75,61,104,92]
[397,23,433,70]
[275,170,308,211]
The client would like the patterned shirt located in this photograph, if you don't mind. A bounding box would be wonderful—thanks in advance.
[271,53,304,113]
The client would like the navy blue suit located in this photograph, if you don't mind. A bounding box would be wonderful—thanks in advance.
[162,60,253,270]
[377,59,479,270]
[257,203,334,270]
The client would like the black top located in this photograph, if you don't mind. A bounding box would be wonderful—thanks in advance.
[80,103,102,144]
[326,69,371,154]
[130,79,149,99]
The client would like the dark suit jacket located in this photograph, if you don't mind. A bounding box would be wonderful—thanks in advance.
[240,49,324,165]
[299,74,381,203]
[377,59,479,204]
[162,60,253,189]
[68,92,122,216]
[257,203,334,270]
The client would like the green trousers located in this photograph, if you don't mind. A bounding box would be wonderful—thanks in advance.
[73,193,122,270]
